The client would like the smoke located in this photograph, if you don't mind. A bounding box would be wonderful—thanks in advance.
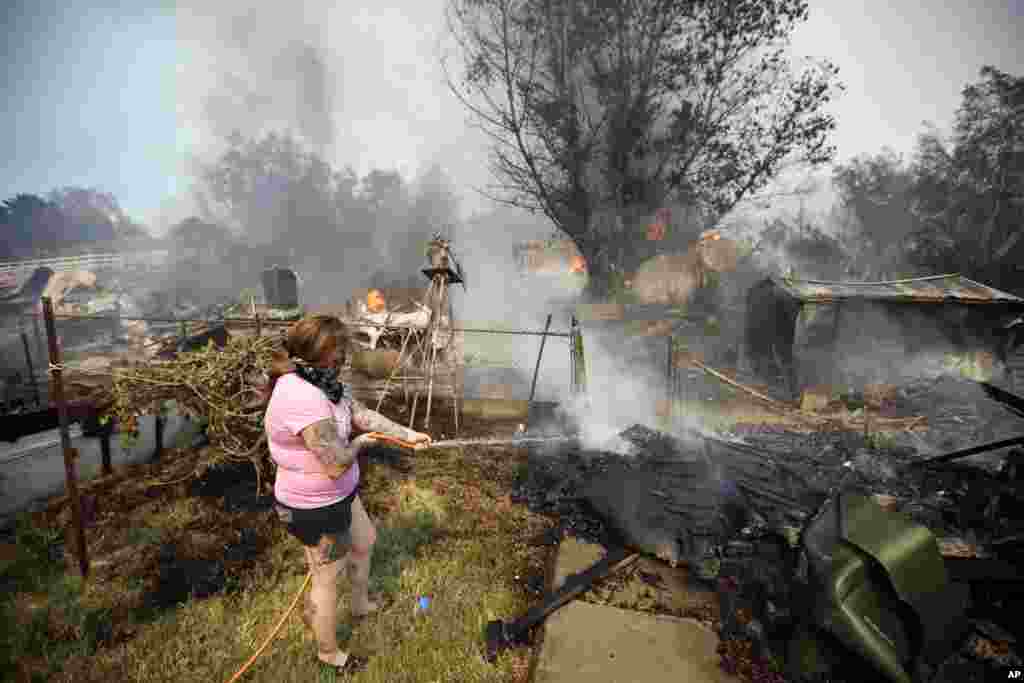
[454,206,711,450]
[175,3,337,158]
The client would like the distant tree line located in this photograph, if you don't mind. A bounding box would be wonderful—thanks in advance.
[447,0,843,297]
[0,187,150,261]
[831,66,1023,291]
[446,1,1022,297]
[158,131,462,304]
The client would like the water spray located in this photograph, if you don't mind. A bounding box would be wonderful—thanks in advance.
[367,432,578,450]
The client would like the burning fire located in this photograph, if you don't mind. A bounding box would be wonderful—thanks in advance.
[366,289,386,313]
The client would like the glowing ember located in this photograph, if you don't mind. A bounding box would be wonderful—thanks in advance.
[366,289,386,313]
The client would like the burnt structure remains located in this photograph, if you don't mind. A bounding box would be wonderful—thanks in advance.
[745,275,1024,399]
[513,416,1024,682]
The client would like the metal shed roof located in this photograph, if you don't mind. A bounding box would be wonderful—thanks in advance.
[770,274,1024,306]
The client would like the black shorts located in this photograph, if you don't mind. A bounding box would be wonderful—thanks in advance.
[274,487,359,548]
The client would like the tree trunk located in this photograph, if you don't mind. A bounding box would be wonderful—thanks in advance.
[580,243,614,300]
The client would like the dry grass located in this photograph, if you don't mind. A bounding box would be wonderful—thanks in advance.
[2,435,553,683]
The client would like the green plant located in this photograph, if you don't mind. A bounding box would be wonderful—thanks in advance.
[369,509,439,597]
[126,526,164,546]
[866,431,897,452]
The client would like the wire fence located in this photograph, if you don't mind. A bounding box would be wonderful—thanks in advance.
[2,306,577,416]
[17,312,573,337]
[1,297,589,576]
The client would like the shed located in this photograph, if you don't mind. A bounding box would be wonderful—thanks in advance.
[744,274,1024,397]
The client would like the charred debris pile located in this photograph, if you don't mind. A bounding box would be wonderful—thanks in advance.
[512,417,1024,681]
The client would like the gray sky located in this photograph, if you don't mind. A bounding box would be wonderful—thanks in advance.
[2,1,1022,232]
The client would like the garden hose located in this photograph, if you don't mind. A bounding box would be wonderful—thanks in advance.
[225,432,415,682]
[225,570,313,683]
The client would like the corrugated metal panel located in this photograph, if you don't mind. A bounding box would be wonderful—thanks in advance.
[772,274,1024,305]
[1008,349,1024,393]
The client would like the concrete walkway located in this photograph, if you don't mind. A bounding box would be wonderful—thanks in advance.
[534,537,738,683]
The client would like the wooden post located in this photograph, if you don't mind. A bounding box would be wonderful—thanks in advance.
[112,297,121,342]
[99,419,113,476]
[526,314,553,430]
[32,310,46,387]
[667,334,674,426]
[154,413,165,461]
[42,297,89,579]
[571,315,587,400]
[20,329,41,408]
[255,315,262,339]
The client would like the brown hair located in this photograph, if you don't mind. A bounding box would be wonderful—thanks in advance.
[264,315,349,401]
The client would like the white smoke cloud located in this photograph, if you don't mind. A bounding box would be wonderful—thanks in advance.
[170,1,492,219]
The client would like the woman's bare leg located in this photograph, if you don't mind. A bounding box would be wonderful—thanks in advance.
[303,534,347,663]
[346,496,378,616]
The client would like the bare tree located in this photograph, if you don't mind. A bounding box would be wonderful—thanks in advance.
[446,0,841,295]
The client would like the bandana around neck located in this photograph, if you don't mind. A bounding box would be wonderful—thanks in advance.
[291,361,352,404]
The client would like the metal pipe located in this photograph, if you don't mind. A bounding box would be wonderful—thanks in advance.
[666,335,674,423]
[909,434,1024,468]
[42,297,89,579]
[569,316,577,395]
[32,311,45,376]
[527,314,553,429]
[20,328,41,407]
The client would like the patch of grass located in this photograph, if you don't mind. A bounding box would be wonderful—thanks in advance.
[46,463,547,683]
[0,515,117,682]
[126,526,165,547]
[866,431,898,452]
[1,513,64,593]
[369,508,439,597]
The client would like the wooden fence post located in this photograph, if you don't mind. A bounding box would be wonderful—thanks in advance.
[99,418,113,476]
[154,412,165,461]
[42,297,89,579]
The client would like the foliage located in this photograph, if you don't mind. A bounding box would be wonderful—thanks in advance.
[446,0,842,293]
[101,335,279,488]
[197,132,460,289]
[832,148,918,277]
[0,186,147,260]
[1,193,66,257]
[909,67,1023,286]
[831,67,1023,291]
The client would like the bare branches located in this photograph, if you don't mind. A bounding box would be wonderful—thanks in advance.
[447,0,841,285]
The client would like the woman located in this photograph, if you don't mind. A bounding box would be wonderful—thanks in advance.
[264,315,431,671]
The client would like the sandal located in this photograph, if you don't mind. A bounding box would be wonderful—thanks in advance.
[318,650,369,674]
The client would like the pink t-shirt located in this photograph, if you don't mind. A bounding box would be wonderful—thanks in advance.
[265,373,359,509]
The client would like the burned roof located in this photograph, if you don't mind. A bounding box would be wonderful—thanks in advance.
[770,274,1024,306]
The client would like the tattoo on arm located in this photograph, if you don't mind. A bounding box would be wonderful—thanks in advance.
[351,400,414,439]
[302,418,358,470]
